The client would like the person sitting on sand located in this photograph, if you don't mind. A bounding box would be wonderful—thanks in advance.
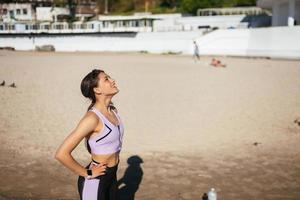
[210,58,226,68]
[55,69,124,200]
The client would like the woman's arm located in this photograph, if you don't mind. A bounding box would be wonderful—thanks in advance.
[54,112,106,178]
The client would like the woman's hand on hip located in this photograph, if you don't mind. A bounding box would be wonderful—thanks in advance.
[91,163,107,178]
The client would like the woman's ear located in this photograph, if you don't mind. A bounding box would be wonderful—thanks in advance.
[93,87,102,95]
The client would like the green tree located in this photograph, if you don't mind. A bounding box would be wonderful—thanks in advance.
[179,0,225,15]
[53,0,67,7]
[159,0,179,8]
[236,0,256,6]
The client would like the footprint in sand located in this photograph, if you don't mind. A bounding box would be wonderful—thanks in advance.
[253,142,261,146]
[9,82,16,88]
[0,81,17,88]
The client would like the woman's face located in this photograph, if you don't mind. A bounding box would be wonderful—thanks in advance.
[94,72,119,96]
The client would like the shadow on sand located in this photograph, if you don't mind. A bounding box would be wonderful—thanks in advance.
[117,155,143,200]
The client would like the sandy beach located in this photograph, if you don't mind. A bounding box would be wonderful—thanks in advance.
[0,50,300,200]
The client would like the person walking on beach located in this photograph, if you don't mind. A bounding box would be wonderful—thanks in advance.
[193,41,200,62]
[55,69,124,200]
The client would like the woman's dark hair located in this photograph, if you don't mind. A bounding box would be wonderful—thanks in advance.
[81,69,116,111]
[81,69,103,111]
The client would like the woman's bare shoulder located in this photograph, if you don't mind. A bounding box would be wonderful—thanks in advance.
[77,111,99,128]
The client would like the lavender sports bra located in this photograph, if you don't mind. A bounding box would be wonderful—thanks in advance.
[86,107,124,155]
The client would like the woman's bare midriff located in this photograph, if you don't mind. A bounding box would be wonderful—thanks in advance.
[92,151,120,167]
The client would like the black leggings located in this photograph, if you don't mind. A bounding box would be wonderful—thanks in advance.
[78,160,118,200]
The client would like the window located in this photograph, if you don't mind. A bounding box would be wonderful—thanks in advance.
[16,9,21,15]
[9,25,15,30]
[56,24,62,30]
[23,9,27,15]
[0,25,3,30]
[134,20,139,27]
[3,9,7,15]
[146,20,152,27]
[25,25,29,30]
[103,21,108,28]
[9,10,14,17]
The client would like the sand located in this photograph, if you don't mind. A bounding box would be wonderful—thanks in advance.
[0,50,300,200]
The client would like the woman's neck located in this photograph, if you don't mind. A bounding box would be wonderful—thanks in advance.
[94,98,112,113]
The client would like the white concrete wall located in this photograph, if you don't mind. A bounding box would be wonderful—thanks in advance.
[194,26,300,59]
[1,27,299,59]
[0,31,202,54]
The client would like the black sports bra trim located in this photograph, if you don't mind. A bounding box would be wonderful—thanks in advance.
[96,124,112,142]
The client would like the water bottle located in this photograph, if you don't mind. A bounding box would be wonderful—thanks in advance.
[208,188,217,200]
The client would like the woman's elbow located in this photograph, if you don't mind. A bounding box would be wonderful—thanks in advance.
[55,148,72,163]
[54,149,64,161]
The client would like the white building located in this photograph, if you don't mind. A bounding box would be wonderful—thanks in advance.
[0,3,34,22]
[98,15,155,32]
[36,7,70,22]
[257,0,300,26]
[175,15,249,30]
[197,6,268,16]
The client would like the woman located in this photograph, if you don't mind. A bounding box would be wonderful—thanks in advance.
[55,69,124,200]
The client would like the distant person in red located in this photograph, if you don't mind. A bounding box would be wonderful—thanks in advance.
[210,58,226,68]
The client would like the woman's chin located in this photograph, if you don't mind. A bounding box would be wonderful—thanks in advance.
[112,89,119,95]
